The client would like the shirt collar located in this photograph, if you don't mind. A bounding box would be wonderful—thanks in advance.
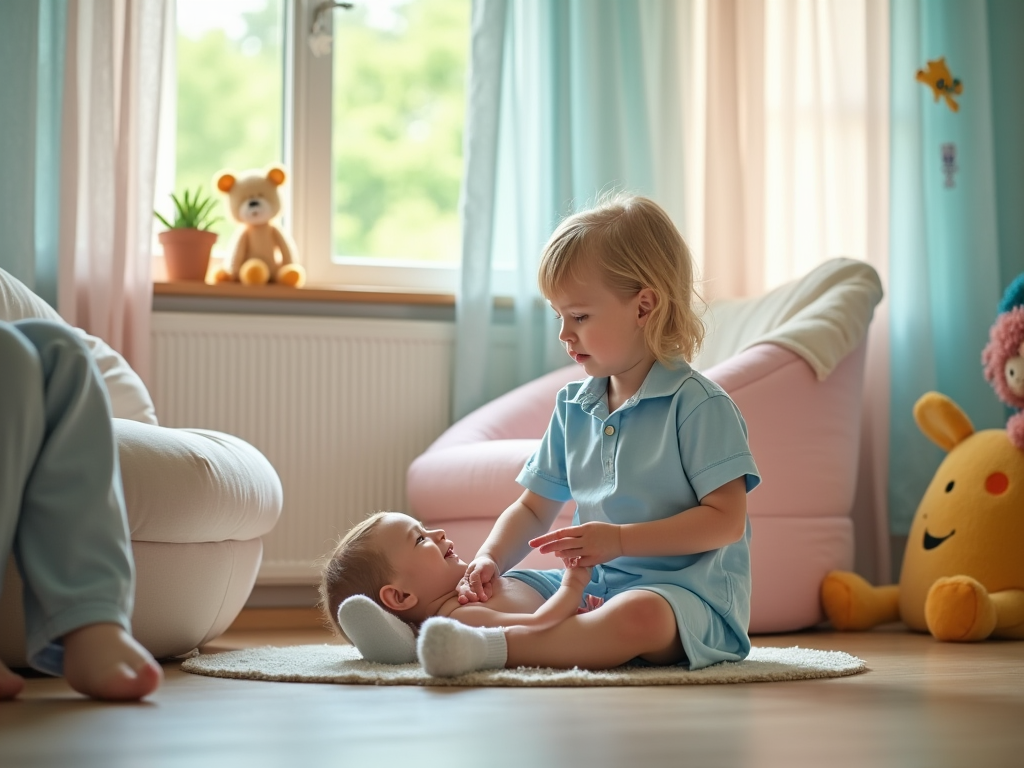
[569,359,694,414]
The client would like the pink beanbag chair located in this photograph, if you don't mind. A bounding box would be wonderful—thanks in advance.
[408,258,882,634]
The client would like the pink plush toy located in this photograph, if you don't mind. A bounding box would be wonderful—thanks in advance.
[982,274,1024,450]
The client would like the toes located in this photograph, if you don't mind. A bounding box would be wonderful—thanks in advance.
[0,665,25,701]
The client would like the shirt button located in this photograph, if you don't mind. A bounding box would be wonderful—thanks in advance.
[604,425,615,436]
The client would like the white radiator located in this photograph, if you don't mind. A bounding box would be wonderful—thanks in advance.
[150,311,454,585]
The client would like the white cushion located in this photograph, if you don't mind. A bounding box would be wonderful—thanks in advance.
[0,268,158,424]
[116,419,283,544]
[693,257,883,381]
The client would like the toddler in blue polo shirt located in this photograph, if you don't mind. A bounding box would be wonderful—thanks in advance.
[416,193,761,676]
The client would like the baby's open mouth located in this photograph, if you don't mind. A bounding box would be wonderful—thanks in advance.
[445,542,456,559]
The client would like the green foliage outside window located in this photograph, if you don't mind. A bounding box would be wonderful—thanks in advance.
[175,0,284,247]
[174,0,468,263]
[332,1,468,263]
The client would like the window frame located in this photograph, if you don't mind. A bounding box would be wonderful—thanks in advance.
[283,0,460,292]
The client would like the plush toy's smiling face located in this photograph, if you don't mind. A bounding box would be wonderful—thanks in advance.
[1006,353,1024,397]
[982,307,1024,409]
[899,395,1024,632]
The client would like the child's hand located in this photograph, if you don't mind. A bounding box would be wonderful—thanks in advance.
[457,556,498,604]
[560,562,593,591]
[530,522,623,567]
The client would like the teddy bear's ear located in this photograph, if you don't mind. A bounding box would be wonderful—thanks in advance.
[913,392,974,452]
[266,166,286,187]
[215,173,237,193]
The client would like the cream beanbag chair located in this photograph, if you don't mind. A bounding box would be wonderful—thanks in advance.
[0,268,283,663]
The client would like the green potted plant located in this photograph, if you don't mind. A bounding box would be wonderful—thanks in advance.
[155,187,221,281]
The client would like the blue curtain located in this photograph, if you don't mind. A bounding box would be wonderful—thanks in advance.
[988,0,1024,302]
[0,2,42,295]
[453,0,688,421]
[888,0,1020,534]
[0,0,65,308]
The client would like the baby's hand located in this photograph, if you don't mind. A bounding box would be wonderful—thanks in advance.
[560,562,593,591]
[458,556,497,604]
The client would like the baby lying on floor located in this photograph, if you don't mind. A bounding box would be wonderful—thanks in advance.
[319,511,598,664]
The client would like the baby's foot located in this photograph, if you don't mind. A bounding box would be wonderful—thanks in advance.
[62,623,163,701]
[337,595,417,664]
[416,617,507,677]
[0,658,25,700]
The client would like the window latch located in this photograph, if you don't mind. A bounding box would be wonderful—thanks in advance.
[309,1,355,57]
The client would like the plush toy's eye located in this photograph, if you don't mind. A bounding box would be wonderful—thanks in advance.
[1006,356,1024,396]
[945,480,954,493]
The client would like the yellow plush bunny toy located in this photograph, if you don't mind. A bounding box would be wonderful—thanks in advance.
[821,392,1024,641]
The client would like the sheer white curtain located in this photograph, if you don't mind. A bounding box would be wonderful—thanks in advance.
[685,0,892,582]
[56,0,168,382]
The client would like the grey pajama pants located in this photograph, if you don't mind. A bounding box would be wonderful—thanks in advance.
[0,320,133,675]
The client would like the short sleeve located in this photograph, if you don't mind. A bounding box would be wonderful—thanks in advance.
[679,392,761,500]
[516,386,574,503]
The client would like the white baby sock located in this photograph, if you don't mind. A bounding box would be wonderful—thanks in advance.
[337,595,417,665]
[416,617,508,677]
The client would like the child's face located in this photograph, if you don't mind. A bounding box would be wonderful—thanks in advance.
[374,513,467,605]
[548,273,653,380]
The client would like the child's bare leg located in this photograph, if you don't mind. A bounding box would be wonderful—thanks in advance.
[62,623,162,701]
[0,659,25,700]
[418,590,684,676]
[506,590,684,669]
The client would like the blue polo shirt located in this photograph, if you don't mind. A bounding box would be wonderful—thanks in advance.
[514,359,761,669]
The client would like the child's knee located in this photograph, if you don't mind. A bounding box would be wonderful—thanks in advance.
[13,321,96,381]
[611,591,678,645]
[13,320,86,355]
[0,323,45,401]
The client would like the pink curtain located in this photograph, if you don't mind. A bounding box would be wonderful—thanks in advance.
[57,0,168,383]
[687,0,892,583]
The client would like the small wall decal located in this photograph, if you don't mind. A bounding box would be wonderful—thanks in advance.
[917,57,963,113]
[941,143,958,188]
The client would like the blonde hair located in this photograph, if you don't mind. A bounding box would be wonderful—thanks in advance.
[538,193,705,364]
[317,511,394,640]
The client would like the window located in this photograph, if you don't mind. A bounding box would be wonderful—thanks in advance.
[164,0,470,291]
[168,0,286,249]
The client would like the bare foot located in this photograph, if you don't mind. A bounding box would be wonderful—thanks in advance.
[0,658,25,700]
[62,623,163,701]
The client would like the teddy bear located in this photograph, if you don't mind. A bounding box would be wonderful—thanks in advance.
[981,273,1024,449]
[820,391,1024,642]
[211,165,306,287]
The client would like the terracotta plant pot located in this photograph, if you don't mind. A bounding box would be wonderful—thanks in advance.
[159,229,218,281]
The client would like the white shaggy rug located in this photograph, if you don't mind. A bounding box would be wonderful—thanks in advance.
[180,644,866,687]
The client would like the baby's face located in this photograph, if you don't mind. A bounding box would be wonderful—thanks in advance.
[374,513,467,604]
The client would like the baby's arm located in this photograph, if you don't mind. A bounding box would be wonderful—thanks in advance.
[460,490,565,603]
[450,566,591,630]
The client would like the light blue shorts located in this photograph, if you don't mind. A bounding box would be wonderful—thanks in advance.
[506,567,749,670]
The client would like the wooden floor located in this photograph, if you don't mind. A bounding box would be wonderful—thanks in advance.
[2,619,1023,768]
